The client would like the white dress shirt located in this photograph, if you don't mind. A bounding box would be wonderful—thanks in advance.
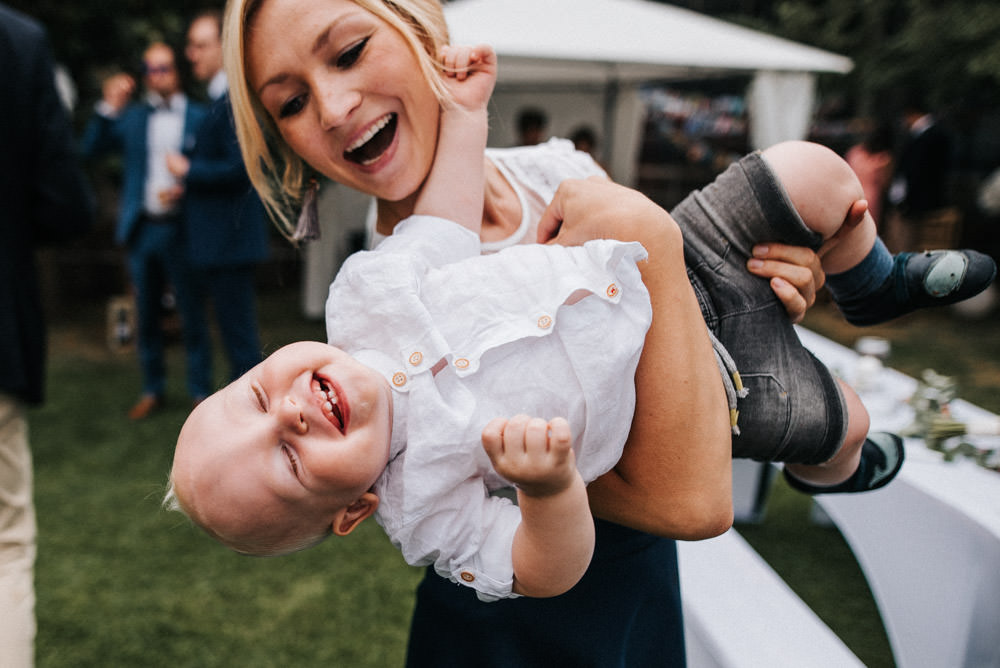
[143,92,186,215]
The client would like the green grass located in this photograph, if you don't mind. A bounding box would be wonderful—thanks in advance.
[736,479,895,668]
[31,286,999,666]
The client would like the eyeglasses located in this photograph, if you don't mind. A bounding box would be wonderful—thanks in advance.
[143,63,175,76]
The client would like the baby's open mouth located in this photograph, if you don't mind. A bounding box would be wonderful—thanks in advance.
[344,113,397,165]
[314,374,346,434]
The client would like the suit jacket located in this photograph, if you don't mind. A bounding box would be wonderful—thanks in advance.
[182,92,269,267]
[81,92,206,246]
[896,121,952,216]
[0,3,94,404]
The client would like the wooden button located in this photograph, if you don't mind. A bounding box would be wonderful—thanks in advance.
[606,283,619,298]
[454,358,470,370]
[537,315,553,329]
[460,571,475,583]
[408,351,423,366]
[392,372,407,387]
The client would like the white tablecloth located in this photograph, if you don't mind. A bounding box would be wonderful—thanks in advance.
[797,326,1000,668]
[679,529,863,668]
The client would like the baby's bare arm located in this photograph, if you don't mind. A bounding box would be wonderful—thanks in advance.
[413,45,496,236]
[482,416,594,597]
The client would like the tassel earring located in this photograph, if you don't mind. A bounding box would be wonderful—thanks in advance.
[293,177,321,242]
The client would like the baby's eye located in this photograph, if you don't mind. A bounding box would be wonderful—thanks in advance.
[336,36,369,69]
[281,444,299,477]
[252,383,267,412]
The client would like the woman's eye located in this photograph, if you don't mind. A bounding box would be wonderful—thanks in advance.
[336,37,368,69]
[278,95,306,119]
[282,444,300,477]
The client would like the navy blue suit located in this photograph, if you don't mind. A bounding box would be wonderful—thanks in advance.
[82,96,213,400]
[1,5,94,661]
[896,120,952,217]
[0,4,94,405]
[182,90,270,381]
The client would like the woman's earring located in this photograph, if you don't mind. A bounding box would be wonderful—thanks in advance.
[293,178,321,242]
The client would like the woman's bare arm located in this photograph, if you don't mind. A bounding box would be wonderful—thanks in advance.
[538,179,734,539]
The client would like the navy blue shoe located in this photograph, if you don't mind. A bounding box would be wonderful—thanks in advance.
[842,249,996,326]
[784,432,905,495]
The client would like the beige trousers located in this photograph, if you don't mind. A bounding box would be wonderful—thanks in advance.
[0,394,36,668]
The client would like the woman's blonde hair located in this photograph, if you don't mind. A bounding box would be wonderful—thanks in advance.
[222,0,452,241]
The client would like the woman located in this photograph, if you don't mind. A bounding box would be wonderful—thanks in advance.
[223,0,825,663]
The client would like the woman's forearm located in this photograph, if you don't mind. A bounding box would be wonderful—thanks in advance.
[589,224,733,540]
[538,180,733,539]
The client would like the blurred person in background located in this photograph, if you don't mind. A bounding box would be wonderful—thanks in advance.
[516,107,548,146]
[887,91,954,251]
[166,9,269,384]
[0,4,94,665]
[81,41,211,419]
[845,121,894,230]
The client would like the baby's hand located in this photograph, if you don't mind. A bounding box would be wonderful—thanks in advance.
[438,44,497,113]
[481,415,577,497]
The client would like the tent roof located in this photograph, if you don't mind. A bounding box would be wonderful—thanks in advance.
[443,0,853,84]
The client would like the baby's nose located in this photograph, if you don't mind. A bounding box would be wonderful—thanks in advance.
[280,396,308,435]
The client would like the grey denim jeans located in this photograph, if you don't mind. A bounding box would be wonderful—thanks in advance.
[673,152,848,465]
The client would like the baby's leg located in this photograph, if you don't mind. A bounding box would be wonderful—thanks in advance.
[762,141,995,326]
[784,379,904,493]
[760,141,875,273]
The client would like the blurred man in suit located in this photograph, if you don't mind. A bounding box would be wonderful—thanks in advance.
[167,9,269,384]
[82,42,211,418]
[887,91,954,251]
[0,5,94,664]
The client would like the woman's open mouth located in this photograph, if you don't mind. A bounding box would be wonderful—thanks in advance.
[313,374,347,434]
[344,113,397,166]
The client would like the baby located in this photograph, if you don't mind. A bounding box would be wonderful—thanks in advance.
[168,45,996,602]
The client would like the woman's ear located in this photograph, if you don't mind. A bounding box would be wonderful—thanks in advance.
[331,492,379,536]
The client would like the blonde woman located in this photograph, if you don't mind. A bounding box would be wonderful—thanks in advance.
[218,0,993,663]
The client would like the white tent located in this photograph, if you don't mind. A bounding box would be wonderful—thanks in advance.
[302,0,853,317]
[444,0,853,184]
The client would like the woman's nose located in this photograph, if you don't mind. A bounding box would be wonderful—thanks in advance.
[279,396,308,435]
[316,79,361,130]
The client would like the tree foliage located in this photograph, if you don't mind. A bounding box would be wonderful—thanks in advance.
[5,0,213,111]
[662,0,1000,122]
[10,0,1000,150]
[768,0,1000,117]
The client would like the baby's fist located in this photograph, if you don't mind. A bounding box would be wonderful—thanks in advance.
[481,415,576,497]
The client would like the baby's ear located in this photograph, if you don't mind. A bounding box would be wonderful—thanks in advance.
[331,492,379,536]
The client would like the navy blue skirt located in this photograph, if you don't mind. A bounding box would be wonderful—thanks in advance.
[405,519,685,667]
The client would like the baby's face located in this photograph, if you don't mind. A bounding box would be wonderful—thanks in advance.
[172,341,393,542]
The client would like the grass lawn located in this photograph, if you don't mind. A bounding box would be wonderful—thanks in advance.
[30,280,999,666]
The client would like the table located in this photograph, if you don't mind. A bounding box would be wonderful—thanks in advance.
[797,326,1000,668]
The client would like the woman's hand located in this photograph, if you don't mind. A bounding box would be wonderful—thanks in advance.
[746,243,825,324]
[541,179,827,324]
